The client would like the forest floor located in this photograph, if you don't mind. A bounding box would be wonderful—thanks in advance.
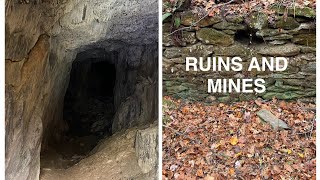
[40,128,149,180]
[162,96,316,179]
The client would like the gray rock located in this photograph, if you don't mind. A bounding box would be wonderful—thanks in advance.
[272,17,300,30]
[163,33,174,47]
[269,40,288,45]
[180,11,222,27]
[212,43,250,57]
[225,15,244,23]
[299,46,316,53]
[135,124,158,174]
[163,47,182,58]
[258,44,300,56]
[256,29,287,37]
[299,22,316,30]
[246,12,268,30]
[182,32,197,45]
[292,33,316,47]
[222,30,236,35]
[163,32,197,47]
[181,43,214,57]
[257,109,290,130]
[262,91,302,100]
[271,6,315,18]
[264,34,293,41]
[196,28,234,46]
[213,21,247,31]
[301,62,316,73]
[163,57,185,64]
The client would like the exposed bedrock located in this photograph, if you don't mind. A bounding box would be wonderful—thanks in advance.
[5,0,158,179]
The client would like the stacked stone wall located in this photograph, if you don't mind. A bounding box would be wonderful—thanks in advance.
[163,7,316,103]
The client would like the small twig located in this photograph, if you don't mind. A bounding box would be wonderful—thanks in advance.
[166,0,236,37]
[308,116,315,138]
[293,116,316,138]
[162,125,183,136]
[163,124,199,142]
[302,107,316,113]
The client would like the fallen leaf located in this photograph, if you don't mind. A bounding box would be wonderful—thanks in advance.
[229,168,235,176]
[230,136,238,145]
[298,153,304,158]
[196,169,204,177]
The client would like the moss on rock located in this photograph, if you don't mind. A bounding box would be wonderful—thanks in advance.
[196,28,234,46]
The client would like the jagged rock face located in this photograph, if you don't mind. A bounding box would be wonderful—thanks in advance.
[5,0,158,179]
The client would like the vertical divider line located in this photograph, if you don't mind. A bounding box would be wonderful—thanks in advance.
[316,1,319,177]
[1,0,5,179]
[158,0,163,178]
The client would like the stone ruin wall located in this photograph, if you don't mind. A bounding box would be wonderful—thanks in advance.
[163,7,316,103]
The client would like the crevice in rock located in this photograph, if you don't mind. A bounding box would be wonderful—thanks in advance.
[234,30,264,44]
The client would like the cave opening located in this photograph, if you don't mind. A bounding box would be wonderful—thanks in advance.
[64,59,116,138]
[41,50,118,169]
[234,30,264,45]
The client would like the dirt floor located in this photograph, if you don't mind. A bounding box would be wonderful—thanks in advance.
[40,128,150,180]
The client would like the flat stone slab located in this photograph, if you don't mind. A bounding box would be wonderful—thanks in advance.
[257,109,290,130]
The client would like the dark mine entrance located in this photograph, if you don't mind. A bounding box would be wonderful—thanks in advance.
[41,55,117,169]
[64,60,116,137]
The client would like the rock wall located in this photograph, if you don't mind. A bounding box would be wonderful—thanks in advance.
[5,0,158,179]
[112,45,158,133]
[163,8,316,103]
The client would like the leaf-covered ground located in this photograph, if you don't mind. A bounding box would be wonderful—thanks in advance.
[162,96,316,179]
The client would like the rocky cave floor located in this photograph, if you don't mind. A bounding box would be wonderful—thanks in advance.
[39,96,151,180]
[40,127,149,180]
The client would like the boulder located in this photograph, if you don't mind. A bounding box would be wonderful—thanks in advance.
[257,109,290,130]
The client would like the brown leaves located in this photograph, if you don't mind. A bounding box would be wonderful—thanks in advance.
[162,96,316,179]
